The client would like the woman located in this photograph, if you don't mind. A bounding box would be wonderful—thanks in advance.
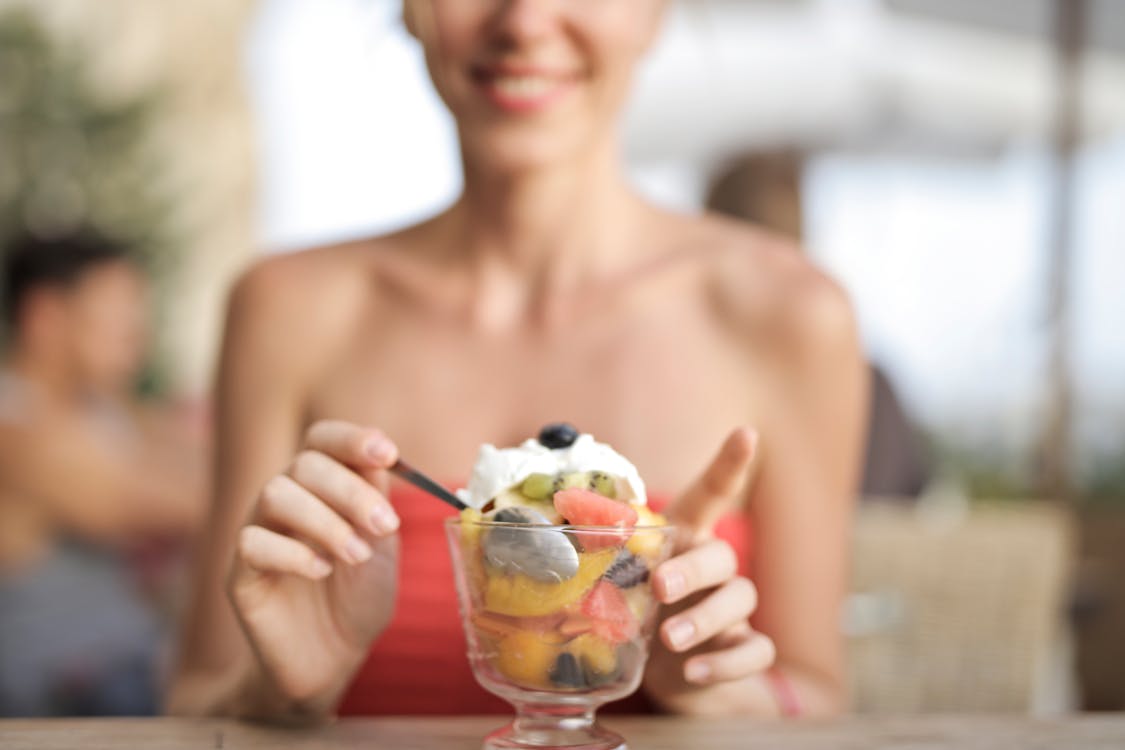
[170,0,866,722]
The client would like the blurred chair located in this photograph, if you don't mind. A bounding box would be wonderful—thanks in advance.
[1072,508,1125,710]
[845,499,1074,713]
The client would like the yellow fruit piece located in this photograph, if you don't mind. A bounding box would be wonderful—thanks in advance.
[623,585,654,623]
[569,633,617,676]
[634,505,667,526]
[485,548,617,617]
[492,491,562,523]
[626,509,667,559]
[495,630,560,689]
[460,508,487,592]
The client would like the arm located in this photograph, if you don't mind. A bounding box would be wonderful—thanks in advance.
[746,276,868,715]
[645,269,867,717]
[169,254,402,722]
[0,407,204,542]
[167,262,313,716]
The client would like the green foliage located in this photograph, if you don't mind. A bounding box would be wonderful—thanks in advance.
[928,430,1125,506]
[924,430,1031,501]
[1082,454,1125,506]
[0,8,168,245]
[0,7,179,391]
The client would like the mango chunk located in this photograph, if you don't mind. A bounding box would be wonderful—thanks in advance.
[495,630,560,688]
[484,548,617,617]
[626,508,668,559]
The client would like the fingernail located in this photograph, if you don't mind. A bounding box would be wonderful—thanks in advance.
[661,569,686,601]
[366,437,395,464]
[370,506,400,535]
[345,536,373,564]
[667,618,695,650]
[310,558,333,578]
[685,660,712,684]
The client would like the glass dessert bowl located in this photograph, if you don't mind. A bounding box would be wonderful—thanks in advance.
[445,425,673,750]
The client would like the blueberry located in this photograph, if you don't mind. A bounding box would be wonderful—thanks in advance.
[549,652,586,688]
[538,423,579,449]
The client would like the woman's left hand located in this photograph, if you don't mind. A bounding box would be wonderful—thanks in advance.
[642,427,777,714]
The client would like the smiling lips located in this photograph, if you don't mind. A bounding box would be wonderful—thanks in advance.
[472,66,579,114]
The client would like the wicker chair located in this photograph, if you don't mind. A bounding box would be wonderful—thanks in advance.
[846,499,1074,713]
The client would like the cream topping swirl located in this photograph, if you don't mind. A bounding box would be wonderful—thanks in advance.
[457,433,647,510]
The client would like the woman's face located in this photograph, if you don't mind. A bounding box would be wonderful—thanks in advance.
[408,0,665,173]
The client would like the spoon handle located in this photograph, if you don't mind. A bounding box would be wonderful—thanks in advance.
[389,460,468,511]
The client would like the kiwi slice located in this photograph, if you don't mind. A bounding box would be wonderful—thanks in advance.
[520,473,556,500]
[550,471,619,499]
[553,472,588,493]
[588,471,617,499]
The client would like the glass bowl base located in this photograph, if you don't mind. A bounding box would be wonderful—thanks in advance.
[482,713,626,750]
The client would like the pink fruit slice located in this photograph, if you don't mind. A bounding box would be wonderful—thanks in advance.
[580,580,639,644]
[554,488,638,550]
[559,613,595,638]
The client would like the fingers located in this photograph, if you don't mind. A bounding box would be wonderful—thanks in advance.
[682,628,777,685]
[256,474,375,565]
[235,421,400,587]
[667,427,757,542]
[654,539,739,604]
[290,450,400,535]
[659,575,758,652]
[236,524,333,580]
[303,420,399,470]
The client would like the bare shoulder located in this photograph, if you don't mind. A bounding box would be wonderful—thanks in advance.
[230,237,380,318]
[222,231,412,383]
[687,212,861,364]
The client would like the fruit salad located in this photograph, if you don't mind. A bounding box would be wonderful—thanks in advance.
[451,424,671,695]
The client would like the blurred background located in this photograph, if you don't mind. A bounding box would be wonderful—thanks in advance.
[0,0,1122,717]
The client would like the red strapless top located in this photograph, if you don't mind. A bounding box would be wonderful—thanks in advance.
[337,484,753,716]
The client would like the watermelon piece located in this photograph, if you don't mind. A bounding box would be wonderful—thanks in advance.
[580,581,639,644]
[558,612,595,638]
[471,611,566,640]
[554,488,637,550]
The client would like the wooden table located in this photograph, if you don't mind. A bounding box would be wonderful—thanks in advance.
[2,715,1124,749]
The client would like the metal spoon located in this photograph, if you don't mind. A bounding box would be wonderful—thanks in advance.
[484,507,580,583]
[389,459,467,511]
[389,461,578,582]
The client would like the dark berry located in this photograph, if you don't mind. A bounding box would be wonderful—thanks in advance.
[493,507,541,524]
[603,551,649,589]
[549,652,586,688]
[538,423,579,449]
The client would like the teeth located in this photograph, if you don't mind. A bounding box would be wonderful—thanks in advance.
[491,75,558,99]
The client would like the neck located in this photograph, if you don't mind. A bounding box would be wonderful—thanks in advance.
[439,141,655,328]
[463,136,654,264]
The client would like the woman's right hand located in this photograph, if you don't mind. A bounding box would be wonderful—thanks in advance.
[227,420,402,714]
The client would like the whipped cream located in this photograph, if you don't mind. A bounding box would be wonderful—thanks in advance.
[457,433,647,510]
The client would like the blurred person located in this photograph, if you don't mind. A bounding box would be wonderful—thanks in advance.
[706,151,805,242]
[0,231,206,716]
[172,1,867,722]
[708,152,931,498]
